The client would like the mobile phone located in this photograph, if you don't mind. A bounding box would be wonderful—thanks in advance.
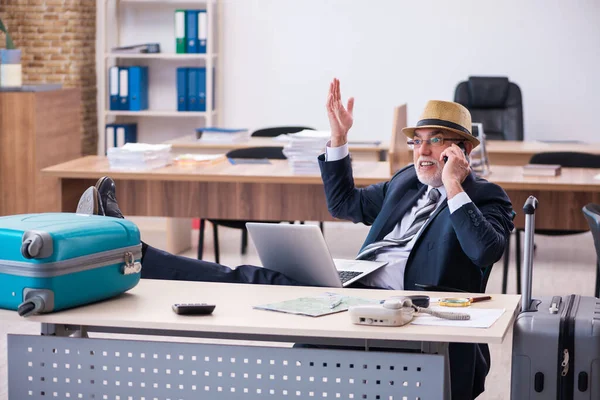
[172,303,216,315]
[443,142,468,163]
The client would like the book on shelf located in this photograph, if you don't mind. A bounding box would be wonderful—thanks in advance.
[111,43,160,54]
[522,164,562,176]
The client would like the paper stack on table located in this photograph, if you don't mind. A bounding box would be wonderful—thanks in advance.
[283,130,330,174]
[107,143,172,170]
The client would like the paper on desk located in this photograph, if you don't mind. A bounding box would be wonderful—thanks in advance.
[411,307,506,328]
[594,173,600,180]
[254,293,380,317]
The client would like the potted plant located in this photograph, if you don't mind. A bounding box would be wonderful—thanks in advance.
[0,17,22,87]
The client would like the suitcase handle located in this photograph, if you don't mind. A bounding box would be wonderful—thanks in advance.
[523,196,538,215]
[521,196,538,312]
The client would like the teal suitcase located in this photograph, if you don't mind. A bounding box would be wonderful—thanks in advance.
[0,213,142,317]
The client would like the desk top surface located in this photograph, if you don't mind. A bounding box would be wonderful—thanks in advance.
[0,280,521,345]
[43,156,600,191]
[166,135,385,152]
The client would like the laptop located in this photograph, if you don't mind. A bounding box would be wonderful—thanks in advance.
[246,223,387,288]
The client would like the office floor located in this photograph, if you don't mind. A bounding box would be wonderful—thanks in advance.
[0,219,596,400]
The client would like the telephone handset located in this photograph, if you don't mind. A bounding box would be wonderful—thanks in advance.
[349,297,470,327]
[442,141,469,163]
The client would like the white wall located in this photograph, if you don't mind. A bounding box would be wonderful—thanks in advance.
[220,0,600,143]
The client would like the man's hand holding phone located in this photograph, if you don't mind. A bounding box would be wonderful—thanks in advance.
[440,143,471,198]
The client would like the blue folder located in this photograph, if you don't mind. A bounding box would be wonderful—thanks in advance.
[186,10,199,53]
[197,10,207,54]
[128,66,149,111]
[187,67,199,111]
[118,67,129,110]
[176,67,188,111]
[109,66,120,110]
[105,123,138,152]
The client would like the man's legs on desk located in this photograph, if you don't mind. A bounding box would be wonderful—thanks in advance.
[76,177,303,286]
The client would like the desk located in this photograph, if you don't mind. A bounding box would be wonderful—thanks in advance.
[165,135,388,161]
[0,280,521,399]
[43,156,600,233]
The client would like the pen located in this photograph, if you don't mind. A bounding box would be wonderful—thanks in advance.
[329,298,343,309]
[469,296,492,303]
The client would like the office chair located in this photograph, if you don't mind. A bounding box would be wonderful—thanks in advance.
[198,146,323,263]
[582,204,600,298]
[251,126,315,137]
[454,76,524,141]
[505,152,600,294]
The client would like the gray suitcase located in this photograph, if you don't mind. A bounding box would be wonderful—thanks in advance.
[511,196,600,399]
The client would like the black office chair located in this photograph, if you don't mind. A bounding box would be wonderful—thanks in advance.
[454,76,524,141]
[506,152,600,294]
[251,126,315,137]
[198,146,323,263]
[582,204,600,298]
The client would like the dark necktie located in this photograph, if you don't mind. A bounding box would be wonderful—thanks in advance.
[356,188,441,260]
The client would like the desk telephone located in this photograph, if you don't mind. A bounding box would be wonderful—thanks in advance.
[349,296,470,327]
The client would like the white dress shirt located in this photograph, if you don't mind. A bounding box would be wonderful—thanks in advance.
[325,142,472,289]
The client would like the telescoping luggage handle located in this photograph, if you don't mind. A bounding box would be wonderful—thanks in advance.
[521,196,538,312]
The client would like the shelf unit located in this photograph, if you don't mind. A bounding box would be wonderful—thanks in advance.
[96,0,221,155]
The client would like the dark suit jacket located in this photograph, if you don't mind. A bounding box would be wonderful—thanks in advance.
[319,155,514,399]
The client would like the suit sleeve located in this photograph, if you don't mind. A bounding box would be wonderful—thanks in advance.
[449,184,515,267]
[318,154,389,225]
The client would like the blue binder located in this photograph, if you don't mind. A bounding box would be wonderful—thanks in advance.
[118,67,129,110]
[197,67,206,112]
[109,66,120,110]
[128,66,148,111]
[176,67,188,111]
[187,67,206,112]
[186,10,199,53]
[197,10,207,54]
[187,67,199,111]
[105,123,137,153]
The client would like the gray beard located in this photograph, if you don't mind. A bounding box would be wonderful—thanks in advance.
[416,168,443,188]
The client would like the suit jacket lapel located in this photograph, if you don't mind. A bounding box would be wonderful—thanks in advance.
[362,175,426,248]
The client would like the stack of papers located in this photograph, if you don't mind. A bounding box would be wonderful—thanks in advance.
[282,130,330,174]
[107,143,172,170]
[173,153,226,166]
[196,127,250,143]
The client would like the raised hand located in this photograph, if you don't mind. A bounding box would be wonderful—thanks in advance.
[326,78,355,147]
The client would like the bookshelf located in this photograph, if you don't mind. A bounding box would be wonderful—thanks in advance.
[96,0,221,155]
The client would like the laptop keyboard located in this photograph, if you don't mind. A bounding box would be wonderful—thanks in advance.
[338,270,362,284]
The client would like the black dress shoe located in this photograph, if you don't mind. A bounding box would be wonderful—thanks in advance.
[75,186,105,215]
[95,176,124,219]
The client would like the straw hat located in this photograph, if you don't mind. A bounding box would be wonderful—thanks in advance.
[402,100,480,146]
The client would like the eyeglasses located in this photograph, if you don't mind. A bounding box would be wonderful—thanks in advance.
[407,136,465,148]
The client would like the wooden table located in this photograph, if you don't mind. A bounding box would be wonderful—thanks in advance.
[167,135,600,166]
[165,135,387,161]
[0,280,521,400]
[43,156,600,234]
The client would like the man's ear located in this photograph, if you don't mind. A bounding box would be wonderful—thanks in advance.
[464,141,474,155]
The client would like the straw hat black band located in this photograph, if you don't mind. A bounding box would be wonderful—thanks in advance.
[416,118,471,136]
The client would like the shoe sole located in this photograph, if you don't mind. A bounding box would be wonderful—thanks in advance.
[75,187,100,215]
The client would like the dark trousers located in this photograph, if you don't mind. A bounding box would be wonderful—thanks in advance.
[141,245,489,399]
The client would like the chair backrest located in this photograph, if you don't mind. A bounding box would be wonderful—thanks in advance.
[226,146,286,160]
[388,104,410,174]
[529,152,600,168]
[454,76,524,141]
[582,204,600,264]
[251,126,315,137]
